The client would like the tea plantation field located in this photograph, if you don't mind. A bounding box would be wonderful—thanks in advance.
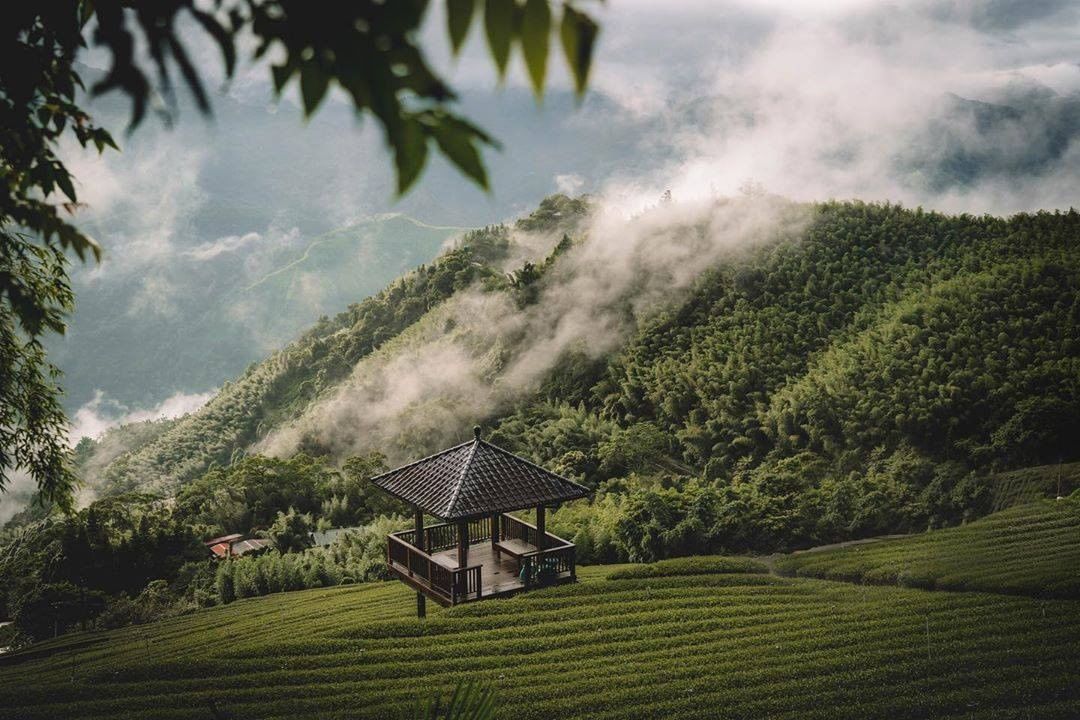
[989,462,1080,511]
[775,497,1080,599]
[2,503,1079,719]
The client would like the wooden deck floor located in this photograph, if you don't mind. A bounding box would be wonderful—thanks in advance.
[431,542,527,596]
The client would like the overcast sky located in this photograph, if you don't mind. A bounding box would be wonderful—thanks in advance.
[554,0,1080,213]
[74,0,1080,221]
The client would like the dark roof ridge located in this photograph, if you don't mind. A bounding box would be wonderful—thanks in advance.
[368,438,474,485]
[445,437,481,517]
[371,433,592,519]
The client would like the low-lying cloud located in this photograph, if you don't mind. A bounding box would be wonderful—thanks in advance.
[0,471,36,525]
[69,389,215,446]
[259,195,808,463]
[0,390,215,521]
[186,231,264,261]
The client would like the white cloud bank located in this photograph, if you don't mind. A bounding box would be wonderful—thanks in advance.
[579,0,1080,215]
[69,389,215,445]
[259,195,809,463]
[1,391,213,522]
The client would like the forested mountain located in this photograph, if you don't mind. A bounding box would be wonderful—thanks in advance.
[55,59,1080,419]
[69,195,1079,553]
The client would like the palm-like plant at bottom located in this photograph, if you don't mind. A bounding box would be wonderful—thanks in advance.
[414,681,496,720]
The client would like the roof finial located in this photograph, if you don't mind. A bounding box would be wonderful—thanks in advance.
[473,425,481,440]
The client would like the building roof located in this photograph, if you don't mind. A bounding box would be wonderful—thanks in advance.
[209,543,228,557]
[230,538,271,555]
[371,428,590,520]
[204,533,243,547]
[208,536,271,558]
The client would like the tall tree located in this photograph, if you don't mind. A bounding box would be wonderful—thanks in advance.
[0,0,601,510]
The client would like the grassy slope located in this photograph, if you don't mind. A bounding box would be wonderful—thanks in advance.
[3,573,1076,719]
[775,497,1080,599]
[5,503,1080,720]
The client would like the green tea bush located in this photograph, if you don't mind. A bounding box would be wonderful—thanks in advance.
[607,556,768,580]
[775,499,1080,598]
[210,515,405,604]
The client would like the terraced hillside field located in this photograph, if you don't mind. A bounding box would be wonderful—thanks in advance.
[775,497,1080,599]
[989,462,1080,511]
[3,559,1079,719]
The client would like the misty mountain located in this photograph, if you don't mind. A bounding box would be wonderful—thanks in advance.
[75,195,1080,522]
[899,90,1080,192]
[50,215,461,416]
[53,55,1080,428]
[49,70,671,421]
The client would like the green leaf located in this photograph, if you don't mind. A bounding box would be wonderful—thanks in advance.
[97,128,119,152]
[521,0,551,98]
[447,0,476,55]
[432,119,489,191]
[55,170,77,203]
[484,0,515,80]
[189,8,237,78]
[560,5,598,97]
[271,61,295,94]
[394,118,429,195]
[300,62,329,116]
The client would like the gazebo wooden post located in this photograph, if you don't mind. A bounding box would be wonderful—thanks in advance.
[490,512,501,549]
[414,507,426,619]
[455,520,470,604]
[536,505,546,551]
[456,520,469,567]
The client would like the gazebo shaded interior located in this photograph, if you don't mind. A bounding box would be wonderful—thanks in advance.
[372,427,590,613]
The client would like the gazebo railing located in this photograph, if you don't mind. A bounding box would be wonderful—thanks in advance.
[499,514,576,586]
[520,543,576,588]
[396,516,495,554]
[386,513,575,605]
[386,534,482,605]
[394,514,567,553]
[499,514,566,549]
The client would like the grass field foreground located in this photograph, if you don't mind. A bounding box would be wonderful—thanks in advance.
[2,559,1079,719]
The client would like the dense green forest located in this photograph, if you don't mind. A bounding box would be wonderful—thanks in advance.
[3,194,1078,645]
[496,200,1080,558]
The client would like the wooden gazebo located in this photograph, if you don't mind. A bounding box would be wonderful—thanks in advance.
[372,427,590,616]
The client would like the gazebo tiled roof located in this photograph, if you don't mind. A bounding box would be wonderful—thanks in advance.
[371,428,590,520]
